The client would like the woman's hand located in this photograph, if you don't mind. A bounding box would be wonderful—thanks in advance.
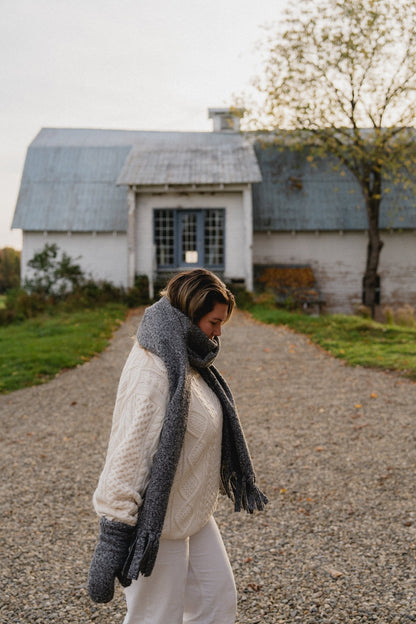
[88,518,135,603]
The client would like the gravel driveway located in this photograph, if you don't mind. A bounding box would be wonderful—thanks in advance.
[1,309,416,623]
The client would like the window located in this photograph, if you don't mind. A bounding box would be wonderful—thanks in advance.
[154,209,224,269]
[204,209,224,266]
[180,212,198,265]
[154,210,174,266]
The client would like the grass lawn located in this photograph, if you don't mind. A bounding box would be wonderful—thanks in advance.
[0,303,128,393]
[249,305,416,380]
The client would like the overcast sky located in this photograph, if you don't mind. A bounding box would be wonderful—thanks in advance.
[0,0,287,249]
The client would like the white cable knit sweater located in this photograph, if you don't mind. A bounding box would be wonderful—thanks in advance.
[93,342,223,540]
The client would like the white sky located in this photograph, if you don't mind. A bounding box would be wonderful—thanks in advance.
[0,0,287,249]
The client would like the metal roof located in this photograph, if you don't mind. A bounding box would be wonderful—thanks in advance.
[13,141,131,231]
[12,128,261,232]
[252,143,416,231]
[12,128,416,233]
[117,145,262,185]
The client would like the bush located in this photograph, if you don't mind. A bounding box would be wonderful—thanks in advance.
[125,275,150,307]
[0,247,21,293]
[0,244,151,326]
[253,264,323,311]
[383,306,395,325]
[383,304,416,327]
[24,243,84,296]
[2,288,52,322]
[354,304,372,319]
[226,283,254,310]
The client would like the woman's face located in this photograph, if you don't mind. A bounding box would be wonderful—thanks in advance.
[197,302,229,339]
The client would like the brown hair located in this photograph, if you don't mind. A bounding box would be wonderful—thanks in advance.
[161,269,235,323]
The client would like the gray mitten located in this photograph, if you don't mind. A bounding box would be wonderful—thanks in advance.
[88,517,136,603]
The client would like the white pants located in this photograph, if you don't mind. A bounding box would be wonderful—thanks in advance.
[123,516,237,624]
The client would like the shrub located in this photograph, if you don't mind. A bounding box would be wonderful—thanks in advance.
[226,283,254,310]
[125,275,150,307]
[257,266,316,291]
[0,244,151,326]
[382,305,415,327]
[252,291,276,306]
[0,288,52,324]
[0,247,21,293]
[383,306,395,325]
[24,243,84,296]
[354,304,372,319]
[254,265,323,311]
[394,304,415,327]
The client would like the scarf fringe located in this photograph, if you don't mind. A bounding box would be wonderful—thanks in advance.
[223,472,269,514]
[122,531,160,580]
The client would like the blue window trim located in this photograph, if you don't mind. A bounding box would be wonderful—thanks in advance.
[154,208,225,271]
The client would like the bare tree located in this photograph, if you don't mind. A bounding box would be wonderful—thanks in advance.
[245,0,416,316]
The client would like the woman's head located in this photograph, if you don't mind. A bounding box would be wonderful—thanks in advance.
[161,269,235,337]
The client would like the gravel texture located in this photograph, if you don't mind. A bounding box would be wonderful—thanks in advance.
[1,309,416,623]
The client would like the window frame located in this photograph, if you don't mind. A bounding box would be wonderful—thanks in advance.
[154,208,225,271]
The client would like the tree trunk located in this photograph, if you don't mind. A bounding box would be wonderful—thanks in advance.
[363,172,383,318]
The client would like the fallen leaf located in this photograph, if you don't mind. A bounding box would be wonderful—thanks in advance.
[247,583,262,592]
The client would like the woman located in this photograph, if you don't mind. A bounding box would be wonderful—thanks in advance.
[88,268,268,624]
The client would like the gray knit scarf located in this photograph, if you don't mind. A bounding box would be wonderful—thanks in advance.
[121,296,268,580]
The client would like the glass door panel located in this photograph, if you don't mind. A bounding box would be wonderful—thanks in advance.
[180,212,199,265]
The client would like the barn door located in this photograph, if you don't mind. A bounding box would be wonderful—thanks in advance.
[178,210,203,266]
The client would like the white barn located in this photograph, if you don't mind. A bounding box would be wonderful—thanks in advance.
[12,109,416,312]
[12,110,260,299]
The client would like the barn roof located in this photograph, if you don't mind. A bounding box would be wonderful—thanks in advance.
[12,128,416,233]
[117,144,261,186]
[12,128,260,232]
[252,142,416,231]
[12,129,135,231]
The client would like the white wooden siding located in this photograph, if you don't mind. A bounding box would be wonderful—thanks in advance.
[21,232,128,287]
[253,230,416,312]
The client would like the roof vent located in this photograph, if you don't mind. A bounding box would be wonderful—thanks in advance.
[208,107,244,133]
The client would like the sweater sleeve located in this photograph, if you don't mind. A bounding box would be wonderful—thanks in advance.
[93,343,169,526]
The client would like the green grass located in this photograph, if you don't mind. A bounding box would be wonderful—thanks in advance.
[0,295,6,310]
[249,305,416,380]
[0,303,128,393]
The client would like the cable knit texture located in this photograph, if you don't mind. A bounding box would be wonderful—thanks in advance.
[163,369,222,538]
[93,346,168,525]
[93,345,223,539]
[92,297,267,582]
